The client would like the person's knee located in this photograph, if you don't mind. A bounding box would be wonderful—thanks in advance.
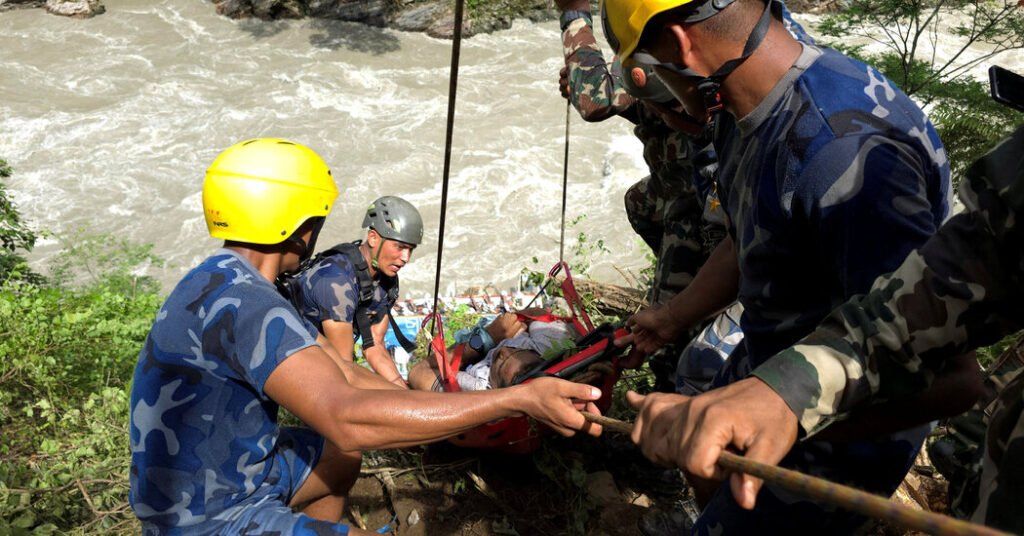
[291,440,361,508]
[319,441,362,494]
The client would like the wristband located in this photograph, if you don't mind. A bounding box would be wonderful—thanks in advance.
[560,9,592,32]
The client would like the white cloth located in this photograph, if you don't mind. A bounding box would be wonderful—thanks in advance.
[461,320,575,391]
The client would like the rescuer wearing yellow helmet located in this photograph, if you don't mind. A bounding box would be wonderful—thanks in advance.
[127,138,604,535]
[599,1,978,535]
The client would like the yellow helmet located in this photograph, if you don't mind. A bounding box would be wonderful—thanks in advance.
[203,138,339,244]
[600,0,735,60]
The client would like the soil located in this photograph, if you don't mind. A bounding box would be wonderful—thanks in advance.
[343,427,952,536]
[346,429,684,535]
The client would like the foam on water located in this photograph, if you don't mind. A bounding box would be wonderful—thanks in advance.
[6,4,1015,296]
[0,0,647,294]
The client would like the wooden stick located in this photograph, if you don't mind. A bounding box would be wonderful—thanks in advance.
[581,412,1010,536]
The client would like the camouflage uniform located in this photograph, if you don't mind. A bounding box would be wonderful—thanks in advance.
[561,7,814,395]
[559,5,814,305]
[129,249,351,535]
[293,247,395,336]
[695,43,951,535]
[561,13,717,305]
[754,125,1024,534]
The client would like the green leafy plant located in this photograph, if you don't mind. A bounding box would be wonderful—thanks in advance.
[48,231,164,297]
[816,0,1024,176]
[533,445,590,535]
[0,200,164,533]
[0,158,45,285]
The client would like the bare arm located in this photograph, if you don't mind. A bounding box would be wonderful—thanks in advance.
[264,346,604,451]
[362,315,408,388]
[317,333,402,390]
[322,319,356,362]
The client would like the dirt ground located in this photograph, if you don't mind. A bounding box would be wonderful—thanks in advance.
[346,430,678,536]
[342,427,952,536]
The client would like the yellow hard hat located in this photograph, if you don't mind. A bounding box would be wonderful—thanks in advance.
[203,138,339,244]
[600,0,734,60]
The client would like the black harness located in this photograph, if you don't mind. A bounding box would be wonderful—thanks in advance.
[276,240,416,353]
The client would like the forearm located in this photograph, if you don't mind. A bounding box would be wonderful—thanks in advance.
[813,352,983,442]
[337,359,405,390]
[364,345,406,386]
[325,385,531,450]
[665,235,740,333]
[561,13,634,121]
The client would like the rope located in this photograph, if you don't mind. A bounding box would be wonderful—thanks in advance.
[580,412,1011,536]
[559,100,571,263]
[428,0,466,330]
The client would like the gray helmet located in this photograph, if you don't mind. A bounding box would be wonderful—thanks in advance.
[362,196,423,245]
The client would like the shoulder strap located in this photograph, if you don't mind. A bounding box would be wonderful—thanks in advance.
[337,242,417,353]
[327,241,380,349]
[332,241,376,305]
[389,314,417,353]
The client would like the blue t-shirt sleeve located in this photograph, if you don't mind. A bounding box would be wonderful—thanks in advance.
[221,284,319,395]
[800,135,939,295]
[303,258,360,324]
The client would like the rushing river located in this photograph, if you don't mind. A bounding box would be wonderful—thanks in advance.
[0,0,650,296]
[1,1,1021,297]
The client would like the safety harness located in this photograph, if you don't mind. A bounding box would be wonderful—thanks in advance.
[276,241,417,353]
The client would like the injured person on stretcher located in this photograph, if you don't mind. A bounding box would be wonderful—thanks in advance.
[408,309,578,392]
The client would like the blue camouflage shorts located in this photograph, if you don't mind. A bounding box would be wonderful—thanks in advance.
[675,303,744,396]
[142,427,351,536]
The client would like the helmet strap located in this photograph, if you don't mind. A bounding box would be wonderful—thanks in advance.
[283,217,325,272]
[372,240,385,270]
[366,228,385,271]
[651,0,775,117]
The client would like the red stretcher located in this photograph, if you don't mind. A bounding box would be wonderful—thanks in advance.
[425,262,630,454]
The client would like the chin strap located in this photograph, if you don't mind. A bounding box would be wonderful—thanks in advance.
[651,0,777,116]
[285,217,325,265]
[368,230,385,270]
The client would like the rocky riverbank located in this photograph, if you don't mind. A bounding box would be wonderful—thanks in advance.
[0,0,843,36]
[0,0,104,17]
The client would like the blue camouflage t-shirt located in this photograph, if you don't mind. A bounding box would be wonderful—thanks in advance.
[293,247,394,336]
[129,249,319,527]
[714,44,951,379]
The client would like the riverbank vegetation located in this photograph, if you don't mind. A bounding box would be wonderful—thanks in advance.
[2,3,1024,533]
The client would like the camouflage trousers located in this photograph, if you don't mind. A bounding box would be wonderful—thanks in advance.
[623,175,715,305]
[971,372,1024,533]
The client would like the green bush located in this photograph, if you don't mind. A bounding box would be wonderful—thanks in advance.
[0,268,160,534]
[816,0,1024,178]
[0,158,44,285]
[0,157,159,532]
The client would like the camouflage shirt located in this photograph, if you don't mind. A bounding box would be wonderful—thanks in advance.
[711,44,951,379]
[562,11,713,304]
[559,2,814,199]
[129,249,320,528]
[561,5,814,304]
[754,125,1024,533]
[293,248,394,336]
